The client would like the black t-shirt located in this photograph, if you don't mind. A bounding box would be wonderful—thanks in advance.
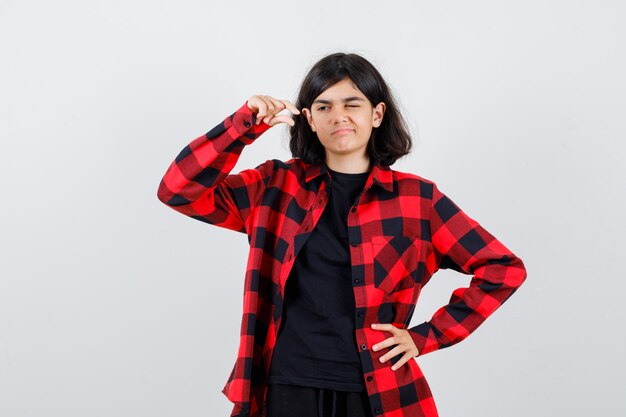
[267,168,369,392]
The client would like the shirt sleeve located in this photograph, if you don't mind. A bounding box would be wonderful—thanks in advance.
[156,101,273,233]
[407,181,528,356]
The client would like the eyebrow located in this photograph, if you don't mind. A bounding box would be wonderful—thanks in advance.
[312,96,365,105]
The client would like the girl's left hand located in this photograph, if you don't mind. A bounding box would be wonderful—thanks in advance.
[370,323,420,371]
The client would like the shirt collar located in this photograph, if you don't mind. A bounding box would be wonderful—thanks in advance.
[304,160,394,192]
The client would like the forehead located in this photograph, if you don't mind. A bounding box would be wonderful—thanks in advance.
[314,78,366,102]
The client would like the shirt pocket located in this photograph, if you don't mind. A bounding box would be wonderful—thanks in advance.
[369,235,420,294]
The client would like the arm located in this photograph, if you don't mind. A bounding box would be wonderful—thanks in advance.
[407,181,528,356]
[156,101,273,233]
[157,96,300,232]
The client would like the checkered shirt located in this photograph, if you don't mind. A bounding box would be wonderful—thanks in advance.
[157,102,527,417]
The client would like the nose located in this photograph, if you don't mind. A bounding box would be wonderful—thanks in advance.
[331,107,348,124]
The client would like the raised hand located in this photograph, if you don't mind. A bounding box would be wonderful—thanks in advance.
[246,95,300,127]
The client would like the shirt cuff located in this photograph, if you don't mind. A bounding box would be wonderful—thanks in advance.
[229,101,271,143]
[407,321,448,357]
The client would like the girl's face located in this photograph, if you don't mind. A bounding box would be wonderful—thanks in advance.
[302,78,385,166]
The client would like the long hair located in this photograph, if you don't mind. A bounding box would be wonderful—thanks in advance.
[289,52,412,166]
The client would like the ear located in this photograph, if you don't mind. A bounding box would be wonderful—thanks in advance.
[372,102,386,128]
[301,108,316,132]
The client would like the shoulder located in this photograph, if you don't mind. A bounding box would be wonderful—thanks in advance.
[247,158,312,185]
[390,167,435,184]
[254,158,307,173]
[386,166,438,199]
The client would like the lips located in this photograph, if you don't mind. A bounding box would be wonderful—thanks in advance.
[332,128,354,135]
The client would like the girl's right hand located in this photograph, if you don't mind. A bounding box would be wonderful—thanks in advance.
[246,95,300,127]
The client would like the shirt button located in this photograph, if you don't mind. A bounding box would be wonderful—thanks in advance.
[244,120,251,128]
[366,375,373,382]
[353,278,360,284]
[374,408,382,414]
[350,207,356,213]
[357,311,364,317]
[350,242,358,247]
[360,344,367,351]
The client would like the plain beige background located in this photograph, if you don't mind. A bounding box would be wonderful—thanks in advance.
[1,0,624,416]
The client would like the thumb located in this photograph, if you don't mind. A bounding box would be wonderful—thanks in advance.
[267,115,296,127]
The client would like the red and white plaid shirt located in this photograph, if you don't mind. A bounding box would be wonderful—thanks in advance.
[157,102,527,417]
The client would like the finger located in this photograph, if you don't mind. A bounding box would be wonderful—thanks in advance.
[270,105,300,123]
[256,100,268,124]
[262,95,277,114]
[391,354,411,371]
[390,352,414,371]
[371,323,400,334]
[267,97,286,113]
[267,115,296,127]
[379,345,405,364]
[247,96,258,112]
[372,335,397,352]
[280,99,300,114]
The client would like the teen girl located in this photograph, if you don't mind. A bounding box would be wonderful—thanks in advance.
[157,52,527,417]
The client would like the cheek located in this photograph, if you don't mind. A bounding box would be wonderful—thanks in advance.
[352,113,369,124]
[314,114,330,124]
[357,118,375,132]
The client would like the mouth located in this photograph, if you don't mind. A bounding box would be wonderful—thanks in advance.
[332,128,354,135]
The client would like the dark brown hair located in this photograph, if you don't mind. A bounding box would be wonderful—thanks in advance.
[289,52,412,166]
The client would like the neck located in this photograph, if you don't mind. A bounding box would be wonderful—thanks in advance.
[325,154,371,174]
